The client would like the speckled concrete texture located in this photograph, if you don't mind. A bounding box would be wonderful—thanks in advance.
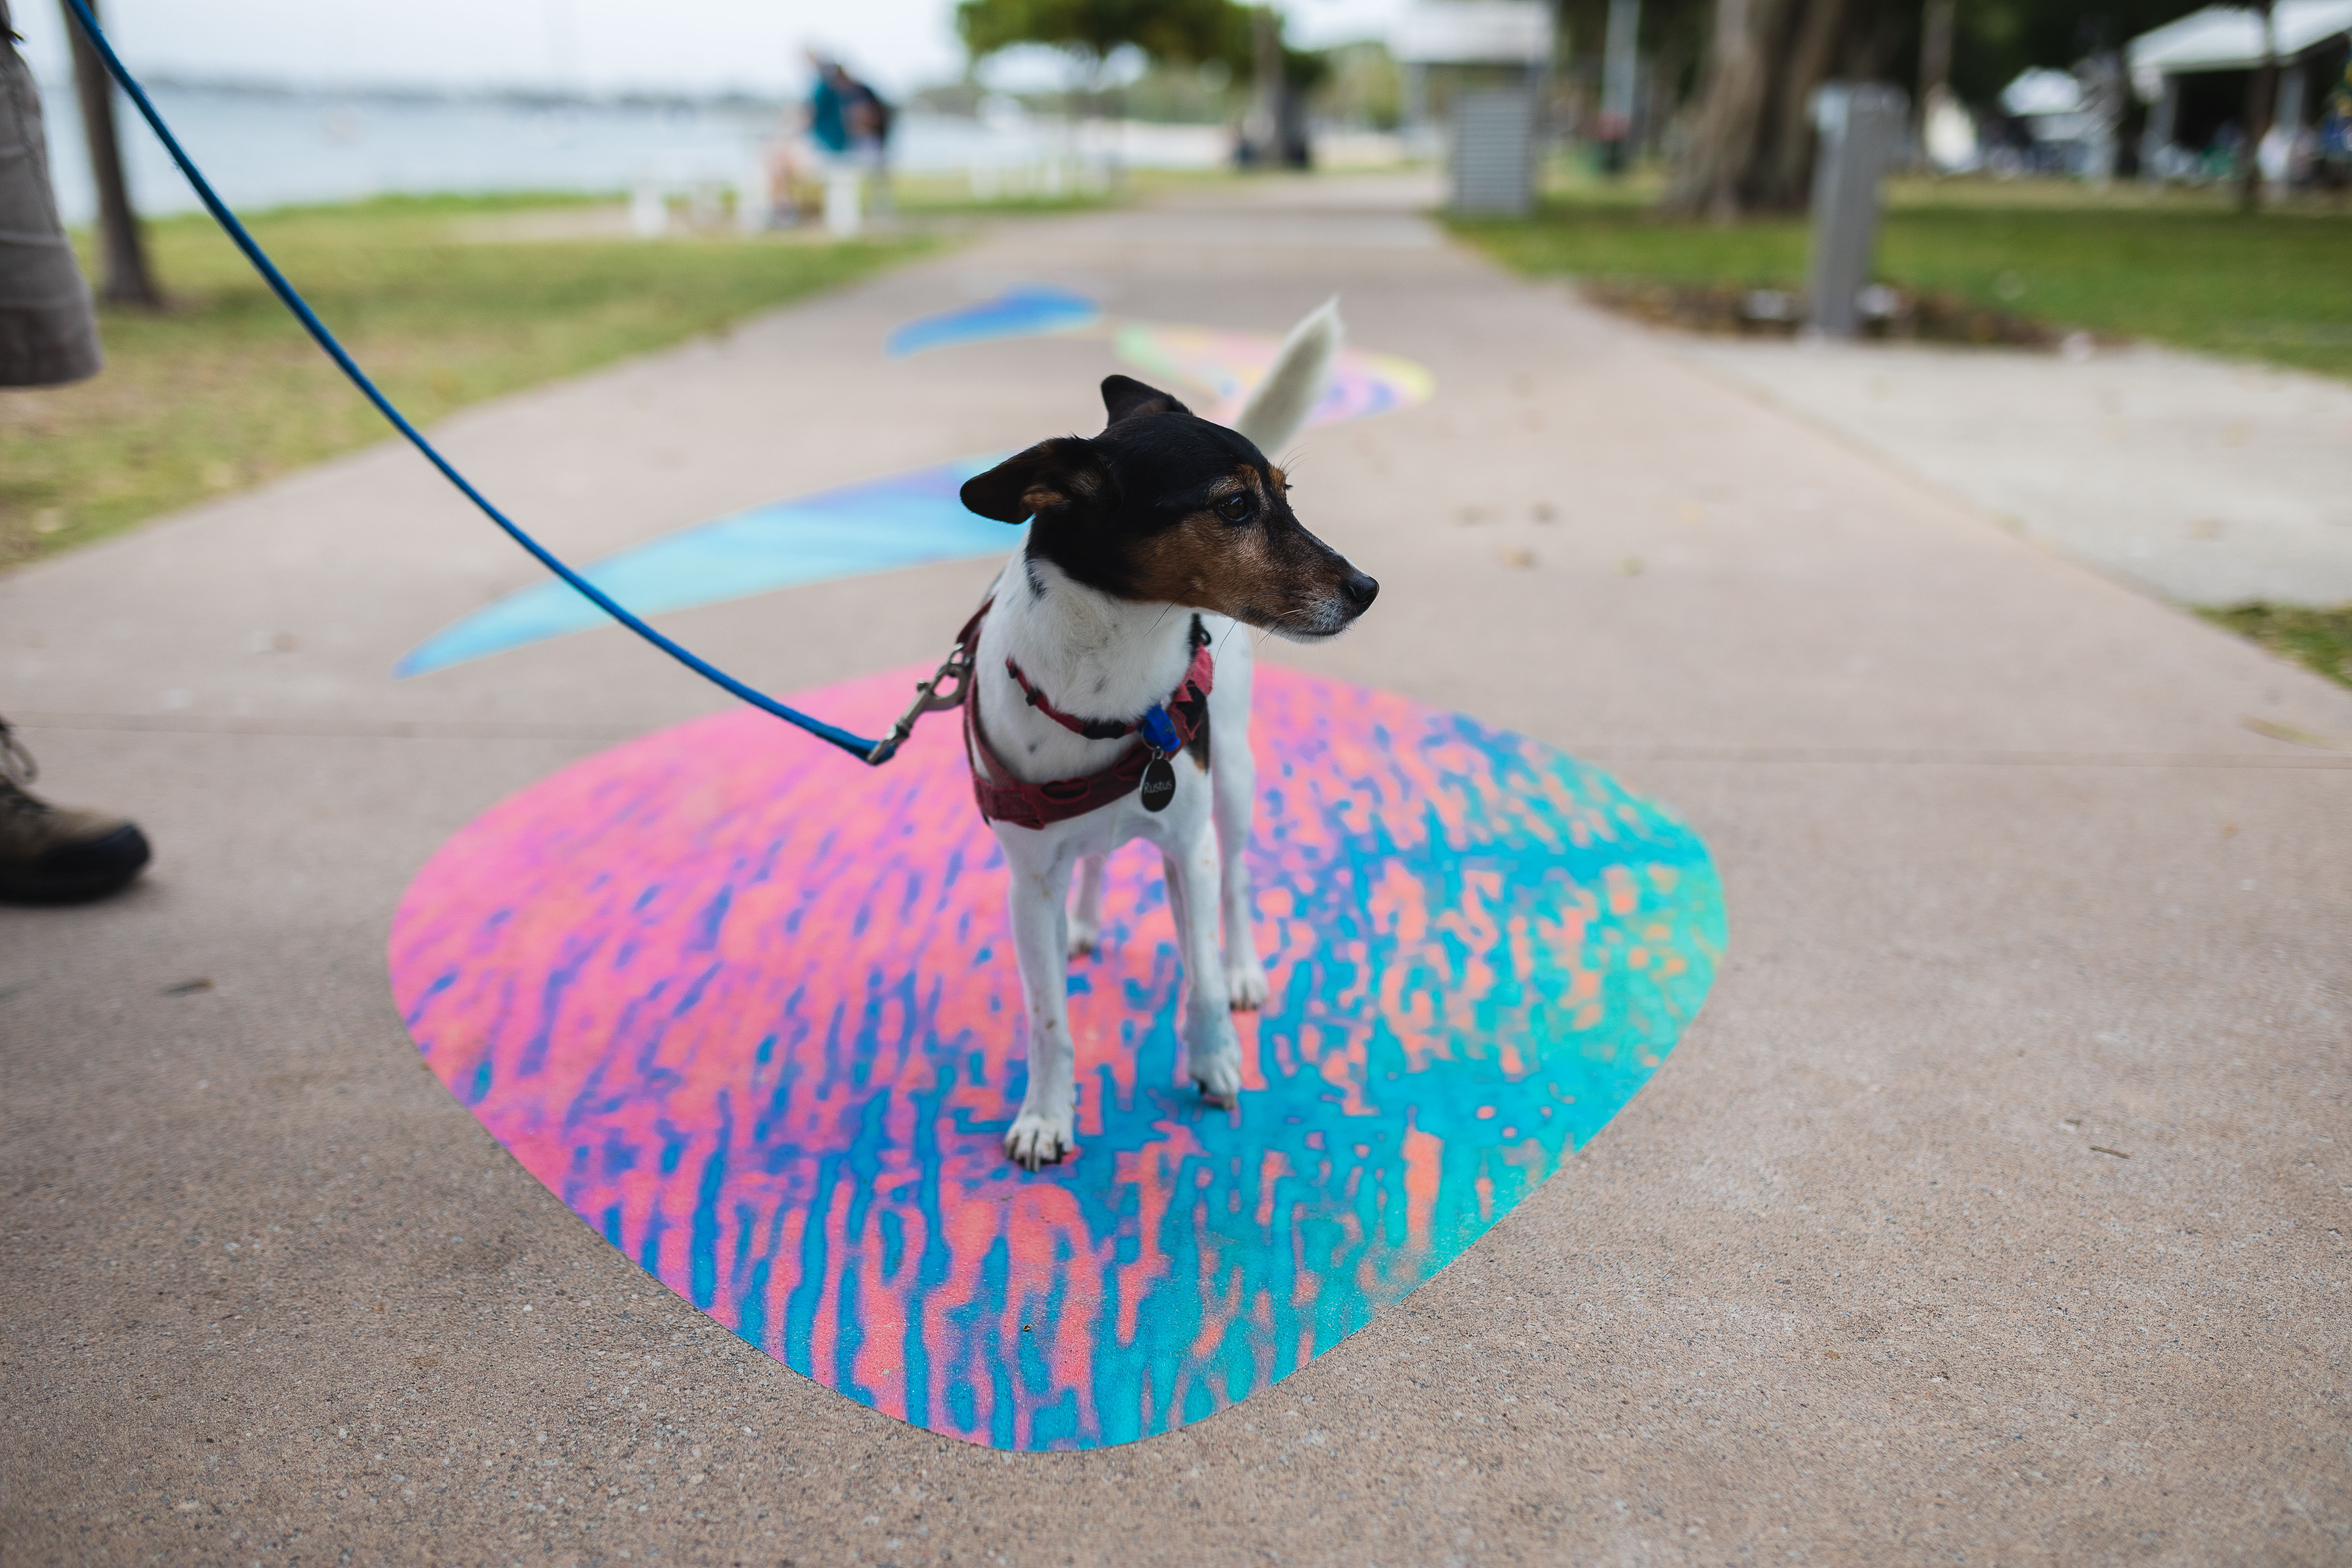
[4,174,2348,1568]
[1673,334,2352,608]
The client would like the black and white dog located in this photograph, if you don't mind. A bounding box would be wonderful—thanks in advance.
[953,302,1380,1169]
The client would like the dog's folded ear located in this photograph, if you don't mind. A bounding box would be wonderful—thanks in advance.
[1100,374,1190,425]
[959,437,1111,524]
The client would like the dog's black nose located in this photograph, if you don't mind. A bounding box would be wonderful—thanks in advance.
[1342,571,1379,612]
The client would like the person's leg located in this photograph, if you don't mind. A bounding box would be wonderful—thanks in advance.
[0,16,103,388]
[0,721,151,904]
[1,21,152,903]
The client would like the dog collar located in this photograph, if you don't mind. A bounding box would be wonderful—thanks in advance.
[964,612,1215,831]
[1002,616,1210,742]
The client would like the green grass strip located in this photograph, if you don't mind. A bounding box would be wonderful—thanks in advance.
[2198,603,2352,691]
[2,193,934,566]
[1449,182,2352,382]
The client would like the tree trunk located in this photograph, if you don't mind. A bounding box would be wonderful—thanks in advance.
[1664,0,1852,216]
[1664,0,1791,216]
[1916,0,1953,105]
[59,0,158,307]
[1763,0,1850,202]
[2236,0,2277,212]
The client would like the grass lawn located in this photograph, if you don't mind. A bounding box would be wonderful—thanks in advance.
[0,193,935,568]
[1452,175,2352,691]
[1448,177,2352,382]
[2198,604,2352,692]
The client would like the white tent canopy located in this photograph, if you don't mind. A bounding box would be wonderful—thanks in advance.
[2128,0,2352,99]
[2002,67,2087,116]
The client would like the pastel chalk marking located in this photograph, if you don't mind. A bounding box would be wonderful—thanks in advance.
[394,308,1435,678]
[395,458,1010,678]
[390,666,1724,1451]
[883,284,1102,359]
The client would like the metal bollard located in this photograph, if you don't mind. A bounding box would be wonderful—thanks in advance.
[1805,83,1908,338]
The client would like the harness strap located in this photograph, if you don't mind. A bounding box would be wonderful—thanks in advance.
[965,614,1214,831]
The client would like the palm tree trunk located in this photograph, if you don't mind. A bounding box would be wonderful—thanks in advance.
[1664,0,1794,216]
[1667,0,1861,217]
[59,0,158,307]
[1762,0,1853,204]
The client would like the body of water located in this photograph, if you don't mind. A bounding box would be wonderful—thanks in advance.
[35,80,1229,224]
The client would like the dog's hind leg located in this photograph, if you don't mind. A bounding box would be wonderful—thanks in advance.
[1004,854,1081,1170]
[1162,842,1241,1102]
[1066,854,1106,958]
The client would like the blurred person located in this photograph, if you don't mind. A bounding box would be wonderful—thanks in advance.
[764,50,849,226]
[765,51,892,228]
[2317,61,2351,189]
[836,58,893,215]
[1,0,154,903]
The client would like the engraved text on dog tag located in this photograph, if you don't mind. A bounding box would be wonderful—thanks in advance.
[1139,754,1176,812]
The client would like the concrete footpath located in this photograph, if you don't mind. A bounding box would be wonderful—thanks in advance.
[5,175,2349,1567]
[1674,332,2352,609]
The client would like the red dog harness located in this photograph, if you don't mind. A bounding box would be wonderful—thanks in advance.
[957,602,1215,831]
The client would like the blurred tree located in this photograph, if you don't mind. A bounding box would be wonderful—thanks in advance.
[1659,0,2196,216]
[57,0,157,307]
[955,0,1241,90]
[1664,0,1919,216]
[1944,0,2188,104]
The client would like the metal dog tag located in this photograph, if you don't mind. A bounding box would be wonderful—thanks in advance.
[1139,753,1176,812]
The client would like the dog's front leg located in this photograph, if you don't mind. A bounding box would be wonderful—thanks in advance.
[1066,854,1106,957]
[1162,840,1241,1104]
[1211,727,1269,1010]
[1004,853,1080,1169]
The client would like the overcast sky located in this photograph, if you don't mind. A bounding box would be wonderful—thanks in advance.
[15,0,1409,98]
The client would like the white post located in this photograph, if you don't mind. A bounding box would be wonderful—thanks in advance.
[2140,74,2179,182]
[736,165,766,233]
[824,167,862,236]
[628,182,666,238]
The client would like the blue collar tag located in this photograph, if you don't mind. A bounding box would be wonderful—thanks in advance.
[1138,706,1181,754]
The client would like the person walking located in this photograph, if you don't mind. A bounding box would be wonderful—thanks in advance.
[1,0,153,903]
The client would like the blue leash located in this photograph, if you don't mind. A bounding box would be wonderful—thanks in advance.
[61,0,921,765]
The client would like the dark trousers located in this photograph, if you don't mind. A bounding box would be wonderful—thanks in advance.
[0,18,103,387]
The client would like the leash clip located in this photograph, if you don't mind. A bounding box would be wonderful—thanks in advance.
[865,640,976,765]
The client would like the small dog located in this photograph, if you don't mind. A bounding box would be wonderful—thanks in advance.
[955,302,1380,1169]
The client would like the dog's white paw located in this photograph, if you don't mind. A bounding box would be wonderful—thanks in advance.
[1187,1026,1244,1105]
[1003,1108,1075,1171]
[1066,926,1099,960]
[1225,953,1269,1011]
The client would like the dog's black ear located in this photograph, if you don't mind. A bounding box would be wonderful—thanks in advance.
[959,437,1111,524]
[1100,374,1190,425]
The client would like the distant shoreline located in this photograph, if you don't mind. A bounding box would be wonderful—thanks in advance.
[36,81,1235,227]
[94,76,797,113]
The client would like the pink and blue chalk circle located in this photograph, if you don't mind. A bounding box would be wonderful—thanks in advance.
[388,665,1724,1451]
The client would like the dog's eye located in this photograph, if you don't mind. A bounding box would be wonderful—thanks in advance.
[1215,494,1254,524]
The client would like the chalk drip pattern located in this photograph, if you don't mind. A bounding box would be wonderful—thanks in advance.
[389,667,1723,1450]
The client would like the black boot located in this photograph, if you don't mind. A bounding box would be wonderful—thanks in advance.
[0,720,151,904]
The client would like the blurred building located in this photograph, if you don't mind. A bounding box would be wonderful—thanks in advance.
[1392,1,1555,211]
[2129,0,2352,183]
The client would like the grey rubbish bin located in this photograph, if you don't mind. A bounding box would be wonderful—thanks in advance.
[1451,90,1538,214]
